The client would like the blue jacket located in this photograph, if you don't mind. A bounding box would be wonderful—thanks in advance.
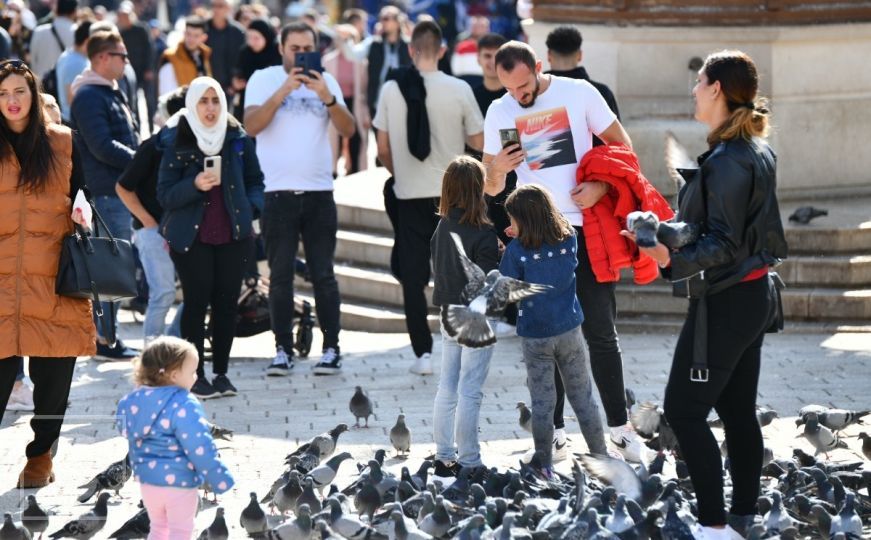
[116,386,235,493]
[499,234,584,338]
[157,118,265,253]
[70,83,139,197]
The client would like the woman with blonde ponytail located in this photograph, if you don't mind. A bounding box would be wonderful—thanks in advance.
[622,50,788,540]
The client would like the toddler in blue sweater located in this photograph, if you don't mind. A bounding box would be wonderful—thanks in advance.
[500,185,608,477]
[116,336,234,539]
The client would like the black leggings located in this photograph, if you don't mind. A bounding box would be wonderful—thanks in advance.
[0,356,76,457]
[171,238,252,378]
[663,277,772,526]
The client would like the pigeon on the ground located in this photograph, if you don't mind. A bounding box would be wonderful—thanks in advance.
[268,504,312,540]
[308,452,353,493]
[21,495,49,538]
[240,493,268,537]
[418,497,451,538]
[48,492,110,539]
[1,514,31,540]
[354,474,383,522]
[709,406,778,429]
[273,472,303,516]
[391,511,432,540]
[762,492,793,533]
[77,454,132,502]
[858,432,871,461]
[295,446,322,475]
[604,495,636,533]
[796,406,870,433]
[579,454,662,507]
[626,211,660,248]
[197,507,228,540]
[297,477,323,514]
[390,414,412,457]
[830,492,863,538]
[801,413,848,457]
[350,386,374,428]
[287,424,349,463]
[323,497,385,540]
[442,232,551,348]
[789,206,828,225]
[516,402,532,433]
[207,422,234,441]
[108,503,149,539]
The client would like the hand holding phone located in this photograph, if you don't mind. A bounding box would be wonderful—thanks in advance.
[204,156,222,186]
[499,128,521,149]
[294,52,324,75]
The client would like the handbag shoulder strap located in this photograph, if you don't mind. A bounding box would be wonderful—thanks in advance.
[49,23,66,53]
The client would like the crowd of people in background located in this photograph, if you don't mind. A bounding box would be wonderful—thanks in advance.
[0,0,788,536]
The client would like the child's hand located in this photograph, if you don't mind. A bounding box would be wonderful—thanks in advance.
[504,225,517,238]
[497,238,506,255]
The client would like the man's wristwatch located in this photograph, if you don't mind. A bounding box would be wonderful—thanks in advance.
[324,95,338,107]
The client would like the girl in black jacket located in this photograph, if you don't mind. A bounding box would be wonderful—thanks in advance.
[623,50,787,540]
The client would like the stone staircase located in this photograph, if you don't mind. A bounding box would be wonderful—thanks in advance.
[290,168,871,334]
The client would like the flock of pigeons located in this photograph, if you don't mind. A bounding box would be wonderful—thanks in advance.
[2,387,871,539]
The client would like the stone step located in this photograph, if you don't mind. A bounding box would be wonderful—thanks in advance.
[293,292,439,334]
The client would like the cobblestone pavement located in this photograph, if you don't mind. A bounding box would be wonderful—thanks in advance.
[2,311,870,536]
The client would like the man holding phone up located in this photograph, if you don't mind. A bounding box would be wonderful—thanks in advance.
[245,22,356,377]
[482,41,648,463]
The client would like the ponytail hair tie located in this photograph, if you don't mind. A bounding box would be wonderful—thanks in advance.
[158,368,165,374]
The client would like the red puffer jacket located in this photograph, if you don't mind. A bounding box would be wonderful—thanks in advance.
[576,144,675,284]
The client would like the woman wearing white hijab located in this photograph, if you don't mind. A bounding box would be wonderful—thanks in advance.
[157,76,265,399]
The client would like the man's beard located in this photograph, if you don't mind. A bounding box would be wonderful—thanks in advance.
[518,76,541,109]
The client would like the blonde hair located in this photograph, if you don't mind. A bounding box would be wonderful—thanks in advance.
[702,50,770,146]
[132,336,197,387]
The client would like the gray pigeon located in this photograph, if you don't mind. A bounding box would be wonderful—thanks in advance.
[656,220,701,249]
[207,422,234,441]
[626,211,660,248]
[516,402,532,433]
[354,475,382,522]
[297,477,323,514]
[390,414,412,457]
[108,503,149,539]
[797,406,869,433]
[21,495,49,538]
[579,454,662,507]
[789,206,828,225]
[197,508,228,540]
[858,432,871,461]
[240,492,268,537]
[801,413,848,457]
[391,511,432,540]
[287,424,350,463]
[273,471,303,516]
[604,495,636,533]
[418,497,451,538]
[323,497,385,540]
[77,454,132,502]
[830,493,863,538]
[442,232,551,348]
[269,504,312,540]
[762,492,793,533]
[48,492,111,539]
[350,386,374,428]
[308,452,353,493]
[1,514,31,540]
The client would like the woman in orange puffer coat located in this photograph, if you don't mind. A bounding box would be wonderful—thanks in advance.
[0,60,95,488]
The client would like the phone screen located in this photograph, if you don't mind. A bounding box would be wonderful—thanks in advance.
[500,128,520,149]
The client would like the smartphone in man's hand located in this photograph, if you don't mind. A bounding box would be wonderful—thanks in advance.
[294,52,324,75]
[499,128,521,150]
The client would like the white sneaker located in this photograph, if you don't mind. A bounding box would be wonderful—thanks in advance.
[266,346,293,377]
[552,428,568,462]
[521,448,536,464]
[609,424,648,463]
[6,381,34,411]
[410,353,433,375]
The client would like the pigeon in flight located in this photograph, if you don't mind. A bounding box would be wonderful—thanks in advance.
[442,233,551,348]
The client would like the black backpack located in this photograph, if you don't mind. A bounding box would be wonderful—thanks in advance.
[40,24,66,100]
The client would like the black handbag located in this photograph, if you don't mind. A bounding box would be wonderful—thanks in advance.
[56,204,138,345]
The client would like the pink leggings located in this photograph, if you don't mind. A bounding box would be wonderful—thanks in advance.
[141,484,199,539]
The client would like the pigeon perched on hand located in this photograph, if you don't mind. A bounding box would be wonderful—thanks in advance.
[516,402,532,433]
[77,454,132,503]
[350,386,374,428]
[626,211,660,248]
[49,492,110,539]
[390,414,412,457]
[789,206,828,225]
[442,233,551,348]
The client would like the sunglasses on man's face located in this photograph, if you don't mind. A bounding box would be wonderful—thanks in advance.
[107,51,129,60]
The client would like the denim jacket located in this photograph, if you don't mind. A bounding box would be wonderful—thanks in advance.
[116,386,235,493]
[157,118,265,253]
[499,234,584,338]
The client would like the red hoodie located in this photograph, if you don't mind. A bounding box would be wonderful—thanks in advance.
[576,144,675,284]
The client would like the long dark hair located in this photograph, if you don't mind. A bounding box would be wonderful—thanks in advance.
[438,156,491,228]
[702,50,770,146]
[0,60,57,192]
[505,184,573,250]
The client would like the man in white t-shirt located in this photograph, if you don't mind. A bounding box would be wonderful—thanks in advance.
[244,22,356,377]
[373,20,484,375]
[482,41,648,464]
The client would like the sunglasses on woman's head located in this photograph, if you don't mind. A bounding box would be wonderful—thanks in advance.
[0,59,27,71]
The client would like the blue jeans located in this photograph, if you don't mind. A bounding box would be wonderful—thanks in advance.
[92,195,132,341]
[432,324,494,467]
[134,227,179,342]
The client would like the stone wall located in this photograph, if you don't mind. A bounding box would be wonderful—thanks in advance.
[525,21,871,198]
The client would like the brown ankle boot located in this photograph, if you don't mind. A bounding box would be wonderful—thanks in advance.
[17,452,55,488]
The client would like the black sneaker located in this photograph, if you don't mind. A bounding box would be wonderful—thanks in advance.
[95,340,139,361]
[266,346,293,377]
[211,375,238,397]
[433,460,461,478]
[312,348,342,376]
[191,377,221,400]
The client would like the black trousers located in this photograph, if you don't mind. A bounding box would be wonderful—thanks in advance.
[391,193,440,358]
[0,356,76,457]
[171,238,252,378]
[663,277,771,526]
[343,98,363,175]
[554,228,629,428]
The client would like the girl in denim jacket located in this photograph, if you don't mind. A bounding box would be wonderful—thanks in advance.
[500,185,608,478]
[116,337,235,539]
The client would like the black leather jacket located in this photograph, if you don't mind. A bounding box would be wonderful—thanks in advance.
[665,137,788,298]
